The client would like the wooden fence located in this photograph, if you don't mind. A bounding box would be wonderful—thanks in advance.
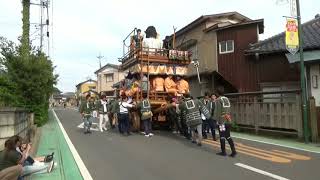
[226,90,303,138]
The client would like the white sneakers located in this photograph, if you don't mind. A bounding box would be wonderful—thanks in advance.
[100,127,107,132]
[47,161,54,173]
[145,133,154,137]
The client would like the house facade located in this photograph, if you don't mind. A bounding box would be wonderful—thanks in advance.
[95,63,124,96]
[246,14,320,105]
[169,12,263,97]
[75,79,97,98]
[244,15,320,139]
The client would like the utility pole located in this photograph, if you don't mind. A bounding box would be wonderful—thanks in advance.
[97,53,104,68]
[296,0,309,143]
[40,0,44,51]
[31,0,50,54]
[173,26,177,49]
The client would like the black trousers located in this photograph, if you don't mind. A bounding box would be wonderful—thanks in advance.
[202,119,216,140]
[119,113,130,134]
[180,118,190,139]
[218,123,236,154]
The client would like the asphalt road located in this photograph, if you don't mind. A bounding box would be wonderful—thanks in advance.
[54,107,320,180]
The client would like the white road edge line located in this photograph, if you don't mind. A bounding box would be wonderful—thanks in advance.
[235,163,290,180]
[52,109,93,180]
[232,135,320,154]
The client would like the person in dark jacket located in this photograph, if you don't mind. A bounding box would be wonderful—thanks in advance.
[137,93,154,137]
[80,95,95,134]
[166,96,181,133]
[213,87,237,157]
[179,94,203,146]
[200,92,217,141]
[177,96,190,139]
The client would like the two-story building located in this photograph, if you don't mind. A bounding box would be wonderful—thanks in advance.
[167,12,264,96]
[75,79,97,98]
[95,63,124,96]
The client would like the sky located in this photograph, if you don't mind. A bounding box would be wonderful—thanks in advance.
[0,0,319,92]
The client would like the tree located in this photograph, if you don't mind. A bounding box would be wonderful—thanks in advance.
[0,37,58,125]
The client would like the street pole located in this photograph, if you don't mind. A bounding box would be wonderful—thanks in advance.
[40,0,44,51]
[296,0,309,142]
[97,53,103,68]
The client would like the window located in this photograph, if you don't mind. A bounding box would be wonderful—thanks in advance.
[105,73,114,82]
[88,86,96,90]
[188,44,198,61]
[219,40,234,54]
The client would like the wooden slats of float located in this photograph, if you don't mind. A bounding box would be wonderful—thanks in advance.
[121,54,191,71]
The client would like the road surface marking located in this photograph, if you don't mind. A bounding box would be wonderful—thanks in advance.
[202,141,291,163]
[204,139,311,163]
[236,143,311,160]
[77,122,100,131]
[232,134,320,154]
[235,163,290,180]
[53,109,93,180]
[271,150,311,160]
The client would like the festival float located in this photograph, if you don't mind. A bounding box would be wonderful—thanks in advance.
[117,26,193,130]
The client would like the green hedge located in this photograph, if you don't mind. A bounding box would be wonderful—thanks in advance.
[0,37,58,126]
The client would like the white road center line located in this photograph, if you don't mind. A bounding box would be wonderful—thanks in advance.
[53,109,93,180]
[235,163,290,180]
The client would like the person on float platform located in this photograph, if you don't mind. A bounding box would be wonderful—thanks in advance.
[96,95,109,132]
[164,75,177,95]
[176,76,189,94]
[80,94,95,134]
[152,76,165,92]
[132,29,143,49]
[179,94,203,146]
[214,86,237,157]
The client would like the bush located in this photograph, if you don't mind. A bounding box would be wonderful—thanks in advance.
[0,37,58,125]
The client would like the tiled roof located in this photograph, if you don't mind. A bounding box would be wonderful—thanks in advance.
[204,19,264,34]
[94,63,120,74]
[173,12,252,39]
[246,15,320,54]
[75,79,97,88]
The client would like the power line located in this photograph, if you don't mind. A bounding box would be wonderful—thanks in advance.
[30,0,50,56]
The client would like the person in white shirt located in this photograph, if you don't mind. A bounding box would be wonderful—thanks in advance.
[96,95,109,132]
[142,26,163,54]
[118,95,134,136]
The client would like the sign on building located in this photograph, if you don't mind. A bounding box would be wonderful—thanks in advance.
[285,18,299,55]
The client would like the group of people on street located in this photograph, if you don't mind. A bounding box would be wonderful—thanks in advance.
[164,86,237,157]
[0,135,54,180]
[79,93,154,137]
[79,85,236,157]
